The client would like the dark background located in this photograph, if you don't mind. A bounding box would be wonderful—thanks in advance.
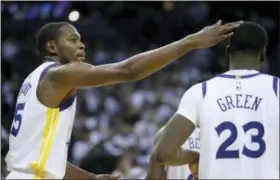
[1,1,279,178]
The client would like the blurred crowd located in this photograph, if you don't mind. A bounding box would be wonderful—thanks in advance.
[1,1,279,179]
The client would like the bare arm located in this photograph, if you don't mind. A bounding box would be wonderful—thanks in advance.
[146,128,167,179]
[153,114,198,166]
[46,21,241,88]
[153,79,203,165]
[145,122,197,179]
[47,37,195,88]
[148,79,206,177]
[145,154,167,180]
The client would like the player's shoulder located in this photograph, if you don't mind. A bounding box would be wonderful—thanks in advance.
[32,61,57,73]
[184,74,216,99]
[260,73,279,96]
[23,61,58,83]
[249,73,279,90]
[34,61,59,76]
[187,74,232,100]
[260,73,279,80]
[182,81,207,101]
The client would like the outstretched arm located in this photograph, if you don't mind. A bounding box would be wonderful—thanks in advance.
[46,21,241,88]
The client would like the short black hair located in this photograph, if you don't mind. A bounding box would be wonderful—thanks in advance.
[229,21,268,54]
[35,22,69,57]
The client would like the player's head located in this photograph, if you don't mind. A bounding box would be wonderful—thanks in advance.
[36,22,86,63]
[226,21,268,68]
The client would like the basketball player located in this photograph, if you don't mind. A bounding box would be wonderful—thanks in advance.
[148,21,279,179]
[165,76,212,180]
[5,20,242,179]
[146,76,213,180]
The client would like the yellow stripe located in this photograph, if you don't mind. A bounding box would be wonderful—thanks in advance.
[31,108,60,179]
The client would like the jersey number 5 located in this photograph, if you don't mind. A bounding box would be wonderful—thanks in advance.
[11,103,26,137]
[215,121,266,159]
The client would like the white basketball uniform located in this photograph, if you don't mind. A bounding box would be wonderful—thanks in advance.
[167,129,200,180]
[176,70,279,179]
[5,61,77,179]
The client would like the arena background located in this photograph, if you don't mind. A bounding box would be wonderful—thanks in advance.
[1,1,279,178]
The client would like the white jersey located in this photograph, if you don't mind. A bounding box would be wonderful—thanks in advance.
[176,70,279,179]
[5,61,77,179]
[167,129,200,180]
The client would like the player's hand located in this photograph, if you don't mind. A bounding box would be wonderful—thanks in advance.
[94,174,121,179]
[188,20,243,49]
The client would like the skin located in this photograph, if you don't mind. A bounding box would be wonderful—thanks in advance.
[36,20,242,179]
[147,114,199,180]
[147,45,266,179]
[228,50,266,70]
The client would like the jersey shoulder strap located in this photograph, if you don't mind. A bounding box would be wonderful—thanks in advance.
[272,76,279,97]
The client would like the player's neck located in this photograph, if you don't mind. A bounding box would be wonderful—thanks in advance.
[229,56,260,71]
[43,56,62,64]
[229,64,260,71]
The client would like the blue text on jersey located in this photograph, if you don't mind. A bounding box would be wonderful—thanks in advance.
[217,94,262,112]
[188,137,200,149]
[18,82,32,97]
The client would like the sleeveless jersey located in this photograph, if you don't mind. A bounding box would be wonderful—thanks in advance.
[5,62,77,179]
[167,129,200,179]
[176,70,279,179]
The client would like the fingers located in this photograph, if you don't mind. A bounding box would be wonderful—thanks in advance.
[220,21,243,34]
[217,32,234,42]
[216,20,222,26]
[210,20,222,28]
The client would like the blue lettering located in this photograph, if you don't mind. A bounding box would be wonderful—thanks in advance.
[195,137,200,149]
[244,94,252,109]
[225,95,235,110]
[216,94,262,112]
[189,138,194,149]
[19,82,32,96]
[217,98,227,112]
[251,97,262,111]
[236,94,243,108]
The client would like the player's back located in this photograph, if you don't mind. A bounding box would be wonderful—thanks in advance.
[198,70,279,179]
[5,61,77,179]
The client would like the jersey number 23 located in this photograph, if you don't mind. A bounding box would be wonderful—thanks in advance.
[215,121,266,159]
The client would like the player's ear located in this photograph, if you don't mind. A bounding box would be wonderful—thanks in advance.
[46,41,58,55]
[261,48,266,62]
[260,48,266,63]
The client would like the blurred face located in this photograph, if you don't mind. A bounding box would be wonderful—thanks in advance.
[55,24,86,63]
